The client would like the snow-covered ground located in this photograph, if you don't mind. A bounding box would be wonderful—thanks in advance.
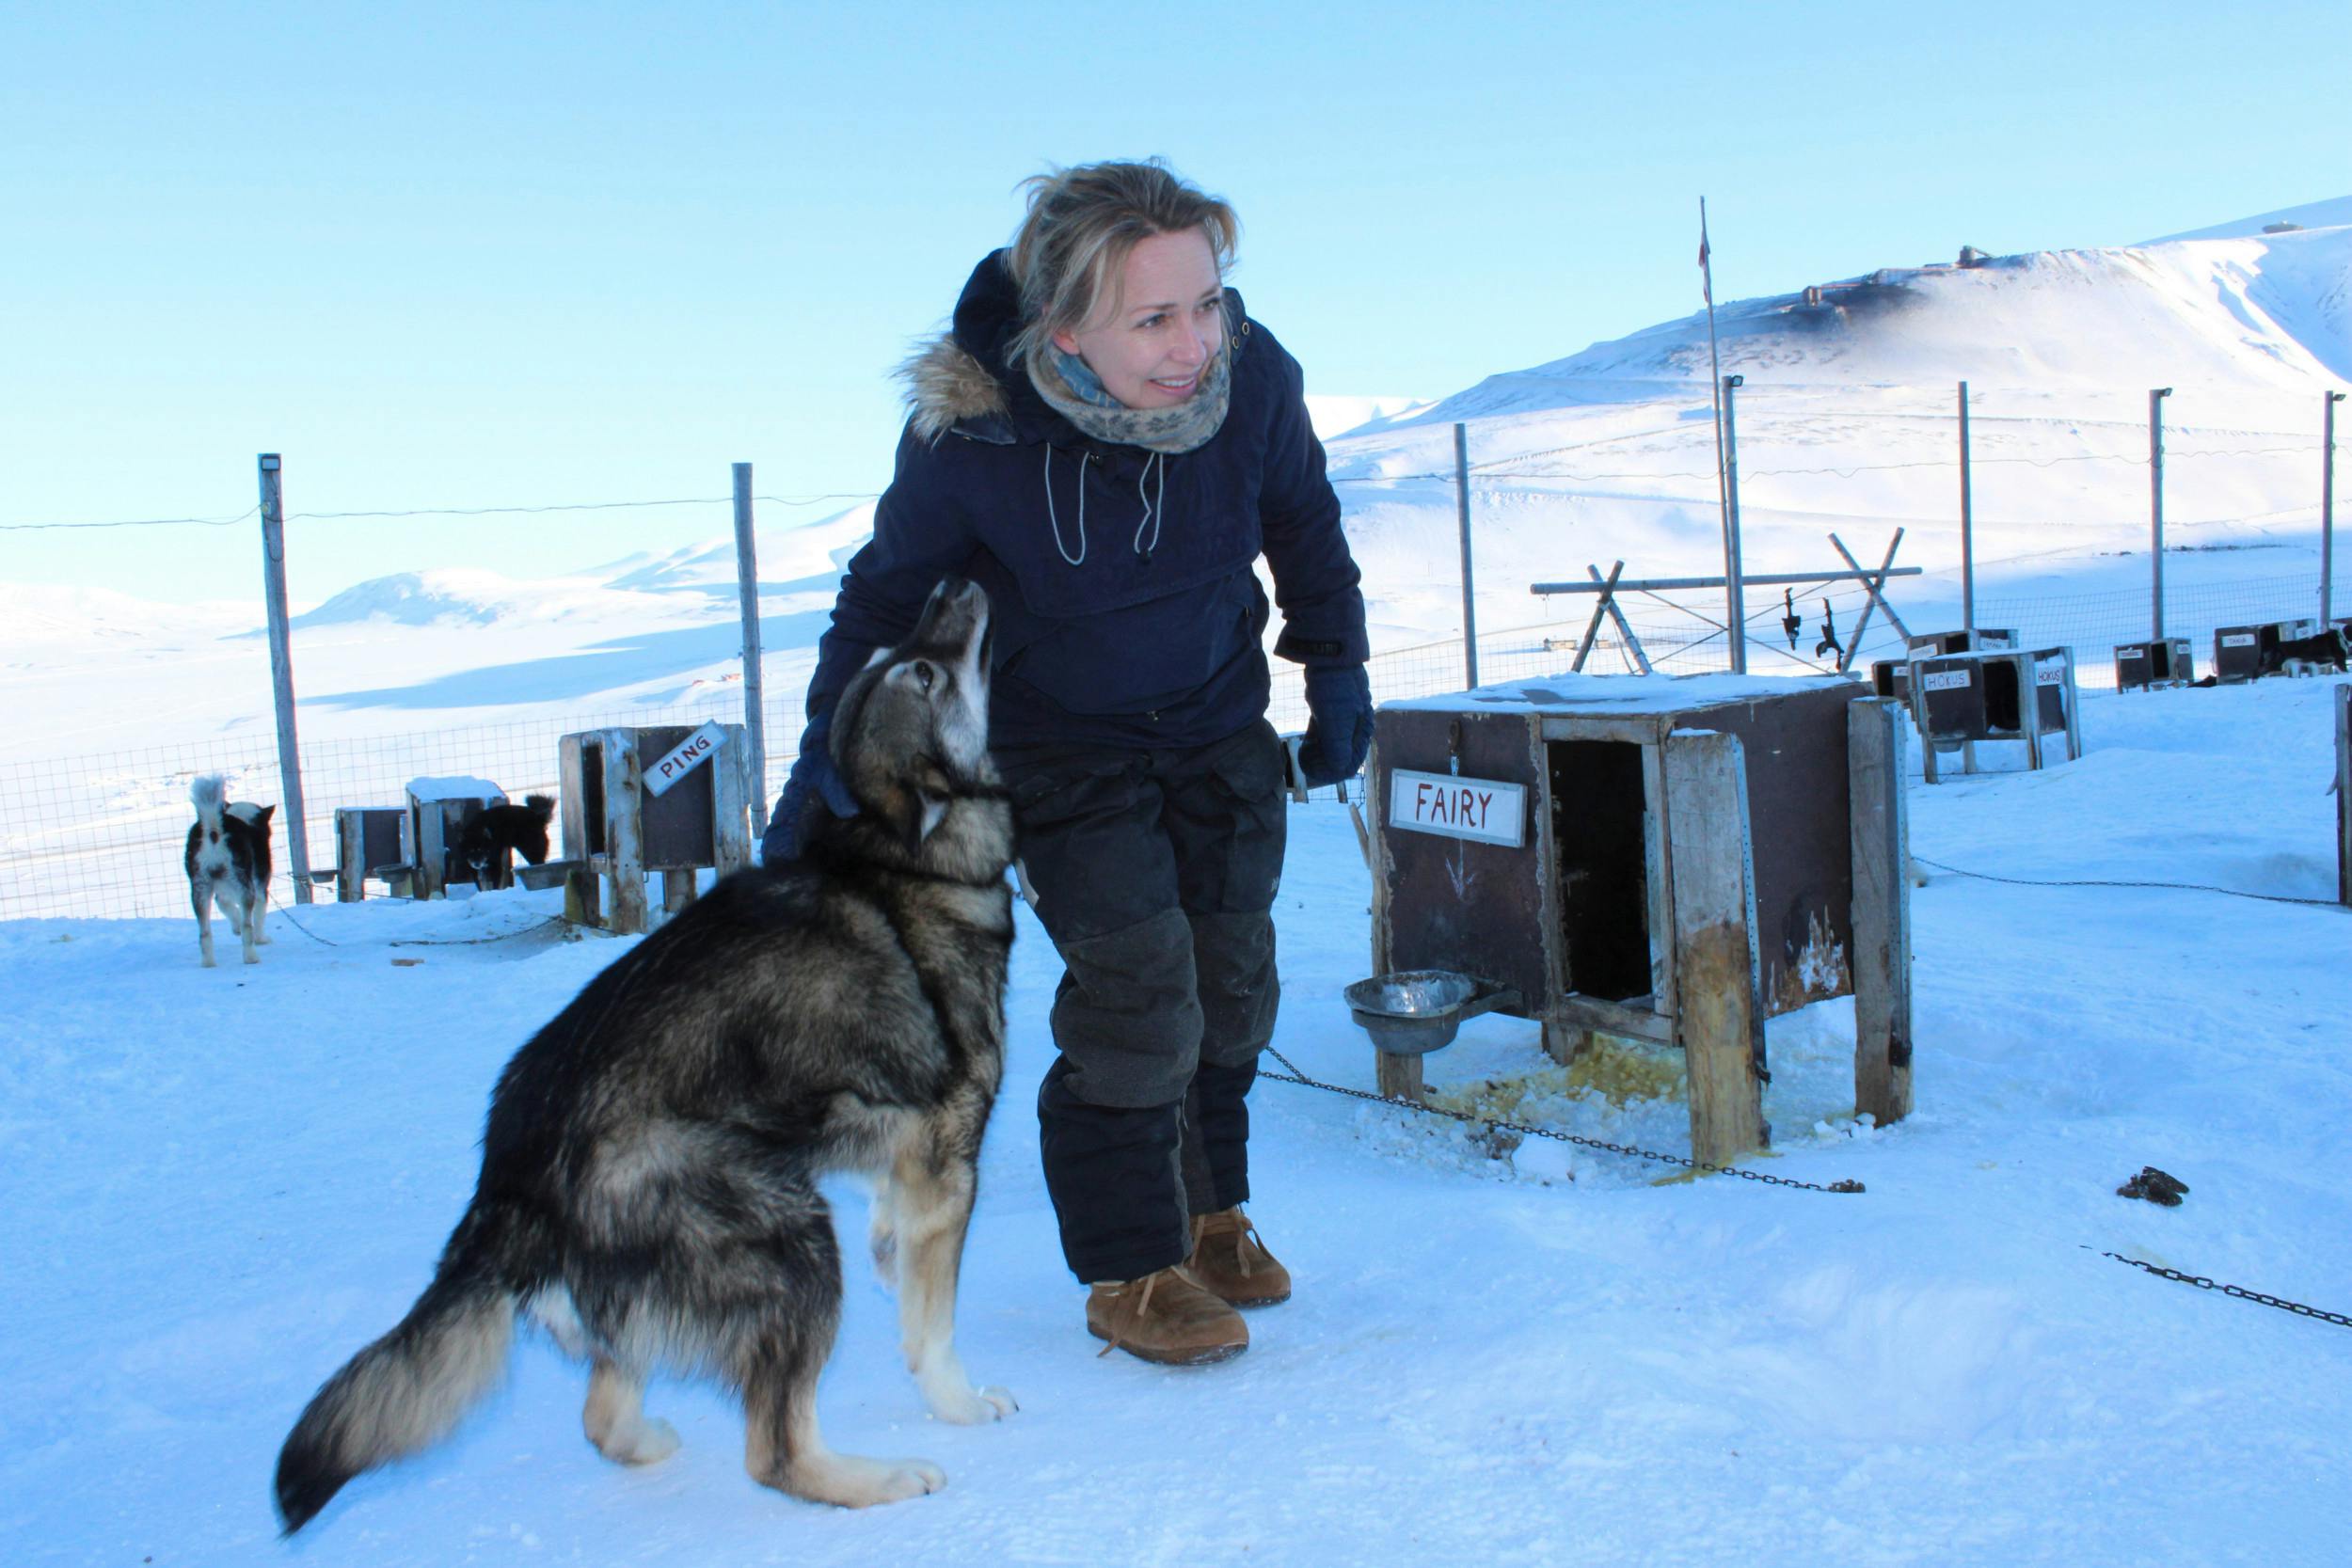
[3,672,2347,1566]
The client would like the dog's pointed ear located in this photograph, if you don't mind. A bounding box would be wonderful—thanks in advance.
[254,804,277,827]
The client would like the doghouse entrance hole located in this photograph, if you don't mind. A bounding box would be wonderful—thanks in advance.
[1982,661,2023,733]
[1545,740,1652,1004]
[2150,643,2178,681]
[580,741,608,857]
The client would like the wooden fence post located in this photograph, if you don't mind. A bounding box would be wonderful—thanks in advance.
[603,729,650,935]
[1848,699,1914,1124]
[1663,729,1770,1166]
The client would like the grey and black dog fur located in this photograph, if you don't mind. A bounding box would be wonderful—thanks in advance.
[2257,624,2351,677]
[459,793,555,888]
[184,774,274,966]
[275,579,1016,1531]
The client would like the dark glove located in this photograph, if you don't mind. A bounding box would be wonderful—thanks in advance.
[759,715,860,864]
[1297,664,1373,787]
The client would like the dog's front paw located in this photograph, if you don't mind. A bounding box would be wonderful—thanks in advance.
[624,1416,680,1465]
[927,1383,1017,1424]
[785,1452,946,1508]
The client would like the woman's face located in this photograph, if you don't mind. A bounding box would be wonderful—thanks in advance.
[1051,228,1226,410]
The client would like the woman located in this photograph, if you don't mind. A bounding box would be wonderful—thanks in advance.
[763,160,1371,1366]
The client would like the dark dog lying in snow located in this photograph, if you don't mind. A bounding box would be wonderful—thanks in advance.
[460,795,554,888]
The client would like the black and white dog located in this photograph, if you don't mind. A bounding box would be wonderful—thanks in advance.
[2257,625,2351,678]
[459,794,555,889]
[184,774,275,967]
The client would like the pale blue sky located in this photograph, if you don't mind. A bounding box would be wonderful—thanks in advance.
[7,1,2344,604]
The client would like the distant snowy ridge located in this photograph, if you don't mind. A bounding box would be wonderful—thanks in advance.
[272,505,883,635]
[289,569,520,628]
[1304,394,1437,441]
[2143,195,2352,244]
[1384,214,2352,432]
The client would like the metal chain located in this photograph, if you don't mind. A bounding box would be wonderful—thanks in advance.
[1259,1053,2352,1326]
[1261,1048,1864,1194]
[264,892,342,947]
[389,917,574,948]
[2089,1249,2352,1331]
[264,890,572,949]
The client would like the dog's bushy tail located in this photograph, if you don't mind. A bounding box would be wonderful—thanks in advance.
[190,773,227,830]
[275,1207,520,1534]
[524,794,554,818]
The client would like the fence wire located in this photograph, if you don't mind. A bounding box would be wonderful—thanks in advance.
[7,562,2327,925]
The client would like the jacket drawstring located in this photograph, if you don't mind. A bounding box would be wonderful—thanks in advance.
[1133,452,1163,562]
[1046,446,1167,568]
[1045,444,1087,565]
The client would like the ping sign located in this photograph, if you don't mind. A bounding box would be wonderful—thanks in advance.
[646,721,729,798]
[1388,768,1526,847]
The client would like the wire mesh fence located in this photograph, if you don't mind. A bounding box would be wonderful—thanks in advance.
[9,376,2344,926]
[9,563,2328,925]
[0,695,742,926]
[1978,572,2324,667]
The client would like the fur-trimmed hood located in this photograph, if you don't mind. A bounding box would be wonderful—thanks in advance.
[901,334,1011,443]
[897,249,1247,447]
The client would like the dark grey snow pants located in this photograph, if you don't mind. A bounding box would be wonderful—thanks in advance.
[1000,719,1287,1284]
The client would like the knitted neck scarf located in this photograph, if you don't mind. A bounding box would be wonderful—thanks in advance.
[1024,338,1232,455]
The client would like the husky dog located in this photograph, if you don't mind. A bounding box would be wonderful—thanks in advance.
[274,580,1014,1532]
[2257,624,2350,678]
[459,794,555,888]
[184,775,275,966]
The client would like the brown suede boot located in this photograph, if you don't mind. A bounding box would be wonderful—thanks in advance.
[1184,1206,1293,1307]
[1086,1266,1248,1365]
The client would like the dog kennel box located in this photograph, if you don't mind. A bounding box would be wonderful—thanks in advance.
[1908,627,2018,657]
[1906,646,2082,782]
[2213,619,2316,684]
[2114,638,2194,692]
[332,806,415,902]
[1869,657,1912,705]
[404,777,505,899]
[558,722,754,934]
[1368,673,1915,1162]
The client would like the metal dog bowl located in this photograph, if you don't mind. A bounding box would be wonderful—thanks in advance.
[515,858,581,892]
[1344,970,1520,1056]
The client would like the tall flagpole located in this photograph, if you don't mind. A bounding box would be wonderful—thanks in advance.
[1701,198,1738,670]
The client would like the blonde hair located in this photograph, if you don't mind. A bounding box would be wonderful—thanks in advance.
[1005,159,1239,367]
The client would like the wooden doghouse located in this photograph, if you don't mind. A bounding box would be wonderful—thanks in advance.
[332,806,415,901]
[1368,674,1912,1168]
[557,721,754,934]
[2214,619,2316,684]
[1907,646,2083,783]
[404,776,504,899]
[2114,638,2194,692]
[1909,627,2018,656]
[1877,629,2024,736]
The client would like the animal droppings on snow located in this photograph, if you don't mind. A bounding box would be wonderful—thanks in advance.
[2117,1166,2190,1206]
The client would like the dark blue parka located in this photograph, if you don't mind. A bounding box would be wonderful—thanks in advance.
[792,250,1370,755]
